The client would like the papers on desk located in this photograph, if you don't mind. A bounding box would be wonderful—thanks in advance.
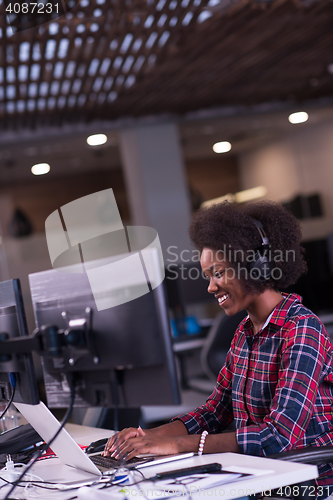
[117,471,246,500]
[77,471,249,500]
[152,472,243,496]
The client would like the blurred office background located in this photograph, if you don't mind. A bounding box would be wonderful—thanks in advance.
[0,0,333,422]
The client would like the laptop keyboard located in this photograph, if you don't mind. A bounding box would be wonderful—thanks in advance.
[90,454,151,469]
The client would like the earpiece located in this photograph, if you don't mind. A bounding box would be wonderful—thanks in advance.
[248,219,272,282]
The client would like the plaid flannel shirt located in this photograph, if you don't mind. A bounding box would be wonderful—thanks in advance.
[175,294,333,486]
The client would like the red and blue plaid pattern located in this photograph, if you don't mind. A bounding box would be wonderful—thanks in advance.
[175,294,333,486]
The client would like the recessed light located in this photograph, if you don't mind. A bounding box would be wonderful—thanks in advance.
[212,141,232,153]
[87,133,107,146]
[31,163,50,175]
[288,112,308,124]
[201,185,267,208]
[235,186,267,203]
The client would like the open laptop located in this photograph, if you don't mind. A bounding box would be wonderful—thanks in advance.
[14,401,193,477]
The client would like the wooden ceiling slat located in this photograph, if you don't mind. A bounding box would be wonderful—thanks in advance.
[66,2,128,122]
[89,2,169,113]
[38,34,53,128]
[92,29,140,112]
[1,0,333,127]
[113,0,333,116]
[58,16,107,124]
[57,18,95,123]
[1,28,9,130]
[105,4,262,114]
[125,2,258,103]
[12,36,20,130]
[130,0,210,85]
[146,3,281,82]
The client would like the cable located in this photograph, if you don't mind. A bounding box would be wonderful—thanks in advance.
[2,372,76,500]
[0,374,16,421]
[100,469,193,500]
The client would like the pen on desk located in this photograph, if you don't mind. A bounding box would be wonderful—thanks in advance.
[152,463,222,481]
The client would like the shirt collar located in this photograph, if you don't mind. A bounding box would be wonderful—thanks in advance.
[242,293,303,333]
[269,292,303,326]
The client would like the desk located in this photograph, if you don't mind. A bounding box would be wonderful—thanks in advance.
[78,452,319,500]
[173,338,206,353]
[0,424,318,500]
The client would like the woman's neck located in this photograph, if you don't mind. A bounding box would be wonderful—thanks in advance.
[247,289,283,334]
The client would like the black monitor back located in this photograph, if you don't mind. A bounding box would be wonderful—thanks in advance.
[0,279,39,405]
[29,267,180,408]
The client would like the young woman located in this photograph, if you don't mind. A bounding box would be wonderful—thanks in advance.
[103,200,333,492]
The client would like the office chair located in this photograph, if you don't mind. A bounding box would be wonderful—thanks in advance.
[186,309,247,393]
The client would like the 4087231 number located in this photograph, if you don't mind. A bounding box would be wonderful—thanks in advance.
[273,485,332,498]
[5,2,59,14]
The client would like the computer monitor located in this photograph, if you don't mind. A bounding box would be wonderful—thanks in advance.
[165,261,215,309]
[28,253,180,409]
[286,237,333,314]
[0,279,40,405]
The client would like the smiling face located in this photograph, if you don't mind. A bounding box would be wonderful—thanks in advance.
[200,247,259,316]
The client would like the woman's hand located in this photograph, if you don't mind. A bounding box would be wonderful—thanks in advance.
[103,421,189,457]
[108,434,182,461]
[102,426,147,457]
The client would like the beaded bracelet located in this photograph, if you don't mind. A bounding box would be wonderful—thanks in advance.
[198,430,208,456]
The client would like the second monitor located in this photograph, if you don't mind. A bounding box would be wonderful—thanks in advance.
[28,254,180,409]
[0,279,39,405]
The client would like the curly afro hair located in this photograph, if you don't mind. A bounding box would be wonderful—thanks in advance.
[189,200,307,294]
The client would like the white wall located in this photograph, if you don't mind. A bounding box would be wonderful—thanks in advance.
[1,234,51,331]
[239,118,333,240]
[0,195,51,334]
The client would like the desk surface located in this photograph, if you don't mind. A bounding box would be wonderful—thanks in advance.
[78,452,319,500]
[173,337,206,352]
[65,422,114,445]
[0,424,318,500]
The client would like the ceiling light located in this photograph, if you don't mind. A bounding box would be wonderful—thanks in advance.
[201,185,267,208]
[212,141,232,153]
[288,112,308,124]
[31,163,50,175]
[87,133,107,146]
[201,194,235,208]
[234,186,267,203]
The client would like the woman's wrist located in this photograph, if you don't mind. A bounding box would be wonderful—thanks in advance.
[175,434,202,454]
[198,431,208,455]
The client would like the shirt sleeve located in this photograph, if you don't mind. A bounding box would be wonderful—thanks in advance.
[171,345,235,434]
[236,316,330,456]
